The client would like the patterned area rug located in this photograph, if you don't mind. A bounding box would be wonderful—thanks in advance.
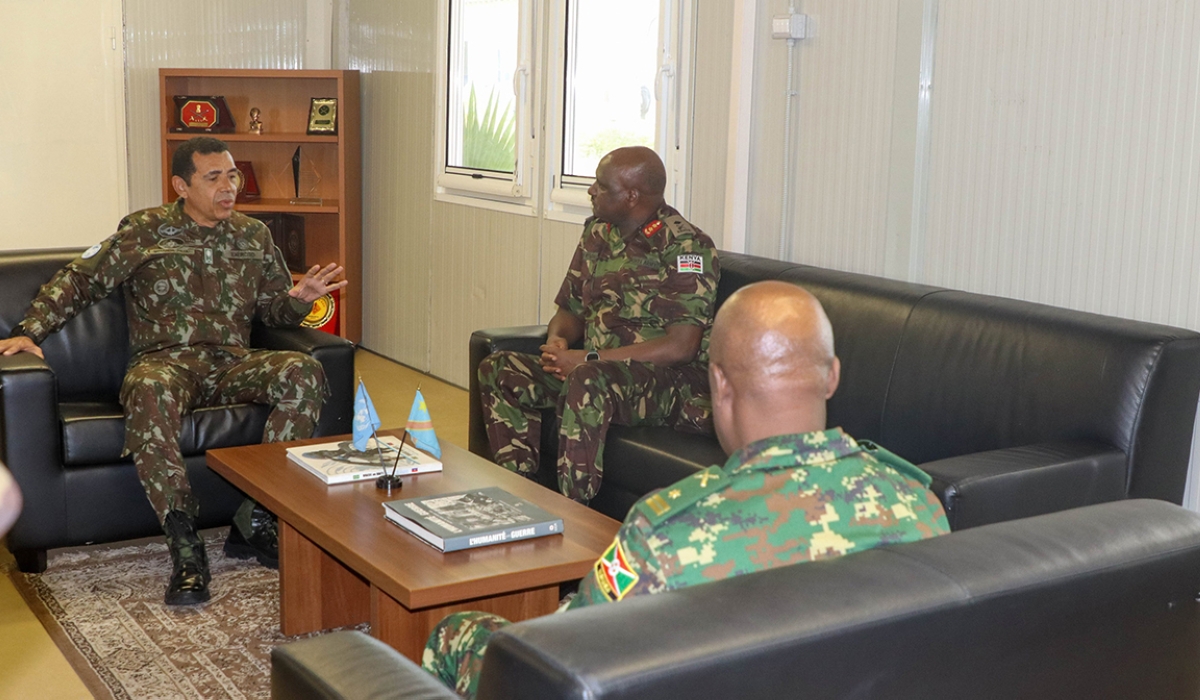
[10,531,361,700]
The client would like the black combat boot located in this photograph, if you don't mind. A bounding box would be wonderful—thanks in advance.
[224,500,279,569]
[163,510,211,606]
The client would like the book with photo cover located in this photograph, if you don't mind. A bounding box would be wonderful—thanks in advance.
[382,486,564,552]
[287,435,442,485]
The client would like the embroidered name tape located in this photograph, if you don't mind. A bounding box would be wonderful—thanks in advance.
[677,254,704,273]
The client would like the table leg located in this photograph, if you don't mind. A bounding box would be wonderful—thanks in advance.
[278,520,371,635]
[370,584,560,662]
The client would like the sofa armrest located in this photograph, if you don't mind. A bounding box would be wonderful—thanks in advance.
[251,325,355,438]
[271,630,458,700]
[0,352,68,552]
[918,439,1128,530]
[468,326,548,457]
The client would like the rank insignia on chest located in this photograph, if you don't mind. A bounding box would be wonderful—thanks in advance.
[677,254,704,273]
[642,219,664,237]
[594,538,639,602]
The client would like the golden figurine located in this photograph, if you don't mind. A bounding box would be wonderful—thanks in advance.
[248,107,263,135]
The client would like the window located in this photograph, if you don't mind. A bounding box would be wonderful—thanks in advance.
[436,0,693,220]
[560,0,659,181]
[436,0,538,211]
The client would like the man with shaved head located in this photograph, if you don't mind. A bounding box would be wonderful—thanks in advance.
[479,146,719,503]
[425,281,948,698]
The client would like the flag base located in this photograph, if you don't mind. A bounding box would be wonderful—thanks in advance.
[375,475,404,495]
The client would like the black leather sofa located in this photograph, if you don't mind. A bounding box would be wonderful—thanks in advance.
[0,248,355,572]
[271,499,1200,700]
[469,251,1200,528]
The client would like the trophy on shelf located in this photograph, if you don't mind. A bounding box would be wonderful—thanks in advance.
[248,107,263,134]
[288,146,323,206]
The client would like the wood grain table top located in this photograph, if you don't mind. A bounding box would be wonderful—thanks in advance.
[206,432,621,610]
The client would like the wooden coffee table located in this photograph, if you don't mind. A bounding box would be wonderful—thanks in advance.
[206,433,621,661]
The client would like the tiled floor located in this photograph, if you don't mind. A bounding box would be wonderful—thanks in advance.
[0,349,471,698]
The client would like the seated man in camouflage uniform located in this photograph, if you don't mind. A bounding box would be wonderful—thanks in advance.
[479,146,719,504]
[424,280,951,698]
[0,137,347,606]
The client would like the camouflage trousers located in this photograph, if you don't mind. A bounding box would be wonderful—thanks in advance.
[478,351,709,503]
[120,346,326,523]
[421,611,511,699]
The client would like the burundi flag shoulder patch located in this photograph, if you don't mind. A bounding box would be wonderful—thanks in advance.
[677,254,704,273]
[594,538,639,601]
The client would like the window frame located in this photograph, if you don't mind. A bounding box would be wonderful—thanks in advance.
[434,0,695,222]
[543,0,695,225]
[434,0,541,215]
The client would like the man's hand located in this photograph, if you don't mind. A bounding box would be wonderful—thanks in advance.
[0,335,44,359]
[540,338,585,379]
[289,263,349,304]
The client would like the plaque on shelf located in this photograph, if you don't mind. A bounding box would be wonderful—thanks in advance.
[234,161,260,203]
[249,212,307,273]
[171,96,236,133]
[306,98,338,135]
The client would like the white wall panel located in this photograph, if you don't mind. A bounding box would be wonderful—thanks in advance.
[428,205,542,385]
[359,71,435,370]
[788,0,900,275]
[688,0,736,241]
[124,0,307,212]
[0,0,126,250]
[746,0,901,275]
[923,0,1200,330]
[340,0,437,371]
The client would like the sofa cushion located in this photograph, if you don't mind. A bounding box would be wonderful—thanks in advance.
[919,440,1128,530]
[61,402,270,467]
[879,291,1193,477]
[779,266,940,441]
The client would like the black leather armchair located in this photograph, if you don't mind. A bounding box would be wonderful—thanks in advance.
[0,248,355,572]
[271,499,1200,700]
[470,251,1200,527]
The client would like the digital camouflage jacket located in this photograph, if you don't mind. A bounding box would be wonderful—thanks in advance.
[568,428,951,608]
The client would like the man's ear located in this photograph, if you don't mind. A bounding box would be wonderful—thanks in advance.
[825,356,841,400]
[171,175,190,199]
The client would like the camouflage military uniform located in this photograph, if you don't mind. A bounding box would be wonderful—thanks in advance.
[479,206,719,503]
[12,199,325,521]
[422,428,950,697]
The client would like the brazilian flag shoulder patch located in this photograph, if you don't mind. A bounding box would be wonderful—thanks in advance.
[594,538,639,602]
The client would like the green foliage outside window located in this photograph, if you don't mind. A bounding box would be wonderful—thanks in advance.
[462,86,516,172]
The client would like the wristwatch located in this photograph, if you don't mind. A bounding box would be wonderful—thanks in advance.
[585,351,600,362]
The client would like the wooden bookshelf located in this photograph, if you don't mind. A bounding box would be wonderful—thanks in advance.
[159,68,362,342]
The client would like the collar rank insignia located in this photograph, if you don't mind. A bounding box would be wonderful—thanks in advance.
[642,219,664,237]
[677,254,703,273]
[594,538,639,602]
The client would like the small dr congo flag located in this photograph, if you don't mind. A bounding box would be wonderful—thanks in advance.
[352,380,381,451]
[406,389,441,459]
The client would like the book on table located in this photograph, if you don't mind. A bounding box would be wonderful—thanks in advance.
[287,435,442,485]
[382,486,565,552]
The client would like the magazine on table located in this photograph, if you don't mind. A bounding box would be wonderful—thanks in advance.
[287,435,442,485]
[382,486,564,552]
